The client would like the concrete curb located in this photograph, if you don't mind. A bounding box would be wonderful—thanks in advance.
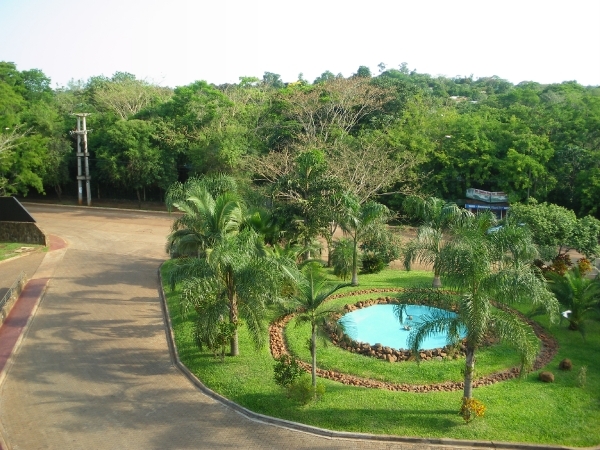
[156,264,597,450]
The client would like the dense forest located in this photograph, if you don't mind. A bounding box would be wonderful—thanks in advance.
[1,61,599,217]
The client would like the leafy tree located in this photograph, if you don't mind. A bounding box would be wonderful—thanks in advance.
[262,72,284,89]
[546,267,600,338]
[400,216,558,399]
[92,72,172,120]
[354,66,372,78]
[95,119,169,206]
[510,201,600,260]
[313,70,336,85]
[286,262,350,389]
[272,149,340,256]
[403,196,472,287]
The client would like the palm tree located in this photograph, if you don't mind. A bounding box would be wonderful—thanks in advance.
[403,196,473,288]
[165,175,243,257]
[546,267,600,337]
[287,262,350,389]
[168,229,295,356]
[165,175,295,356]
[339,194,390,286]
[401,215,559,399]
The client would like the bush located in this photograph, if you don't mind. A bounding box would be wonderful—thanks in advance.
[288,374,325,404]
[360,228,402,274]
[577,258,593,276]
[331,238,355,280]
[273,354,304,388]
[361,254,386,274]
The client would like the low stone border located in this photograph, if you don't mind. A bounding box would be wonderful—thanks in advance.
[269,289,559,393]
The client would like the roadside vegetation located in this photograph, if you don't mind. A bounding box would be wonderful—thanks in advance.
[162,263,600,447]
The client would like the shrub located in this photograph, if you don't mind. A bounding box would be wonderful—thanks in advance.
[577,258,593,276]
[549,254,573,276]
[459,397,486,423]
[288,374,325,404]
[331,238,355,280]
[273,354,304,388]
[360,228,402,274]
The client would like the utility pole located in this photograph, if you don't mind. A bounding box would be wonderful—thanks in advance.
[71,113,92,206]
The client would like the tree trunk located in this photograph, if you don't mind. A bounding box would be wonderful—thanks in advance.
[432,275,442,288]
[54,184,62,202]
[311,324,317,389]
[136,189,142,209]
[351,237,359,286]
[229,301,239,356]
[463,347,476,399]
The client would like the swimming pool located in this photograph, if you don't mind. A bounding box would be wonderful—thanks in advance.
[338,304,464,350]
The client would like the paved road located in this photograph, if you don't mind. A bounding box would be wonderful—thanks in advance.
[0,205,505,449]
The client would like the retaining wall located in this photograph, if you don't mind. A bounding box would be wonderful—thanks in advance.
[0,222,47,246]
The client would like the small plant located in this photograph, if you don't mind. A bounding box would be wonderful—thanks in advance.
[550,254,573,276]
[577,258,593,276]
[459,397,486,423]
[288,374,325,404]
[578,366,588,389]
[273,354,304,388]
[331,238,355,280]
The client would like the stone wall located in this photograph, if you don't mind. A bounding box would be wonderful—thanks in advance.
[0,222,47,246]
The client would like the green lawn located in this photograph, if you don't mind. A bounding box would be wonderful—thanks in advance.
[0,242,45,261]
[161,263,600,447]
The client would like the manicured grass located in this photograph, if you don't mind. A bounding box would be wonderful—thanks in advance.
[0,242,44,261]
[161,262,600,447]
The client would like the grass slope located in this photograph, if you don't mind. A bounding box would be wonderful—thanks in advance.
[161,263,600,447]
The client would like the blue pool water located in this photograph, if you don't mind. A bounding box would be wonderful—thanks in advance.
[338,304,463,350]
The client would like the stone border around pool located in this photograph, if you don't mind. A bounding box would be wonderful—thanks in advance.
[269,288,559,393]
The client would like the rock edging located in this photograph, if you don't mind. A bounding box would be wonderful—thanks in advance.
[269,289,559,393]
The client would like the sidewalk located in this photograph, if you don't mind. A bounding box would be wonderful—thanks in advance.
[0,235,67,385]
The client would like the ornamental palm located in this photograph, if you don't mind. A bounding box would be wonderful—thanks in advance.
[403,196,473,288]
[166,175,243,258]
[546,267,600,338]
[339,194,390,286]
[286,262,350,388]
[400,215,558,399]
[167,229,296,356]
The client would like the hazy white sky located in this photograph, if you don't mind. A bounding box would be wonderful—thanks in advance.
[1,0,598,88]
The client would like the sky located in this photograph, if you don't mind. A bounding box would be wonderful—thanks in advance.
[0,0,599,88]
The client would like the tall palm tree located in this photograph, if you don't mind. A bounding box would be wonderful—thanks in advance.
[287,262,350,389]
[403,196,473,288]
[400,215,559,399]
[547,267,600,337]
[339,194,390,286]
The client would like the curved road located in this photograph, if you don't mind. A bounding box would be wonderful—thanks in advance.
[0,205,493,449]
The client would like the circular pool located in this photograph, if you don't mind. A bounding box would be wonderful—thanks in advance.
[338,304,464,350]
